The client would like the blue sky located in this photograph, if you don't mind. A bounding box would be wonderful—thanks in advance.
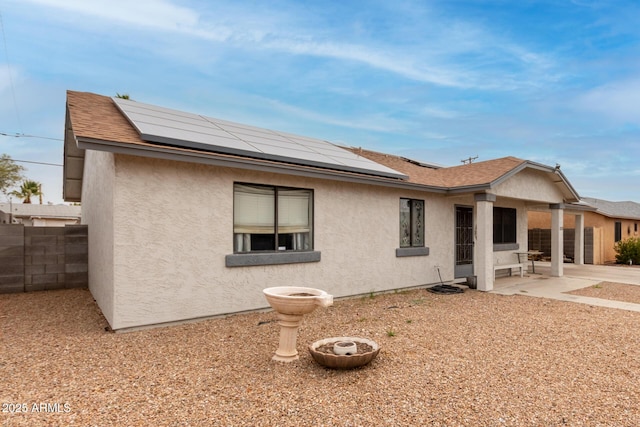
[1,0,639,204]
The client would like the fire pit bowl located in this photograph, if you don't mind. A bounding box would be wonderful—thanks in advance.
[309,337,380,369]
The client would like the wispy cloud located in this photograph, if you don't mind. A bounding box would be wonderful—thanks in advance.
[0,65,19,95]
[419,105,462,120]
[576,79,640,124]
[26,0,200,32]
[5,0,639,202]
[262,97,412,135]
[19,0,559,91]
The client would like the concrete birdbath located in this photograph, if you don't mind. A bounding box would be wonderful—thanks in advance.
[263,286,333,362]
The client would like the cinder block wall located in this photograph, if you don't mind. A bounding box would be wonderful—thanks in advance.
[528,228,551,255]
[527,227,594,264]
[0,225,88,293]
[0,225,25,292]
[62,225,89,289]
[564,229,575,260]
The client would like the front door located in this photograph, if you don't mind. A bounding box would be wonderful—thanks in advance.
[455,206,474,278]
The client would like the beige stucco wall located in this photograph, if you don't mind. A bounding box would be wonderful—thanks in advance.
[82,150,116,326]
[493,168,565,204]
[106,155,456,330]
[80,153,574,329]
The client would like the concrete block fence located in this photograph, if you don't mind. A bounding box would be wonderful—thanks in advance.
[0,224,88,293]
[528,227,594,264]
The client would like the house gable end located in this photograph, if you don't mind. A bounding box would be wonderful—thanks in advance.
[492,167,568,203]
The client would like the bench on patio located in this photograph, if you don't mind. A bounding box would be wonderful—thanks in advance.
[493,258,525,280]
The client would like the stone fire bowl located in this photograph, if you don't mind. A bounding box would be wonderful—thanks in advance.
[308,337,380,369]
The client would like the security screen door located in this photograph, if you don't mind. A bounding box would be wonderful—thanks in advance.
[455,206,474,278]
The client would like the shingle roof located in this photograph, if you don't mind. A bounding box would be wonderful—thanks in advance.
[344,147,526,189]
[65,91,407,182]
[67,91,143,145]
[581,197,640,220]
[65,90,577,200]
[343,147,449,187]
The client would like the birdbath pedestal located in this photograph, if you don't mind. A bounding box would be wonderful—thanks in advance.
[263,286,333,362]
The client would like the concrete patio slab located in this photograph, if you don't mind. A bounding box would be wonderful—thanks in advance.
[491,262,640,313]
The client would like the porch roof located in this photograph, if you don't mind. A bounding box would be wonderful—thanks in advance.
[348,147,580,201]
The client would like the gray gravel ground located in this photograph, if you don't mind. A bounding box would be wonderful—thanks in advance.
[1,286,639,426]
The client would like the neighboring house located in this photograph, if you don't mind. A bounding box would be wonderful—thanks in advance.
[63,90,583,331]
[0,202,81,226]
[529,197,640,264]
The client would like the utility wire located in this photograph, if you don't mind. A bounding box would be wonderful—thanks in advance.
[12,158,63,167]
[0,11,23,134]
[1,132,63,141]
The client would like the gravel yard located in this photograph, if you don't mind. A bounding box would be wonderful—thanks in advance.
[566,282,640,305]
[2,286,639,426]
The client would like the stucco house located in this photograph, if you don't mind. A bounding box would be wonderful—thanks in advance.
[529,197,640,264]
[63,90,583,331]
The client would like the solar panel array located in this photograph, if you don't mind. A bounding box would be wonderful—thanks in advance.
[113,97,407,180]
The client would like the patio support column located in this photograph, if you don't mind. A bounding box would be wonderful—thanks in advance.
[550,203,564,277]
[574,213,584,265]
[475,193,496,291]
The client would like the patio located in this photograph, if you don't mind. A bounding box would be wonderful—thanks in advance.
[492,262,640,312]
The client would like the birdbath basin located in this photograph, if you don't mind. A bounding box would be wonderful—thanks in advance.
[263,286,333,362]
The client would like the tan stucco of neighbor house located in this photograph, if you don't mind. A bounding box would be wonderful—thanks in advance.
[529,198,640,264]
[63,91,581,331]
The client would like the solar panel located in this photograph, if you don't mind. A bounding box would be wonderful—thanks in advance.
[113,97,407,180]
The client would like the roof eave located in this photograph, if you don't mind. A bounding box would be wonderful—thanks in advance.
[63,106,85,203]
[591,211,640,221]
[551,168,581,203]
[74,137,449,195]
[446,184,492,194]
[564,202,598,213]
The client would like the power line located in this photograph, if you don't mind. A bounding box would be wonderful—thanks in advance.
[0,14,62,145]
[0,132,63,141]
[0,10,23,134]
[12,158,63,167]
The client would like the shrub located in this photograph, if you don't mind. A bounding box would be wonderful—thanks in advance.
[614,237,640,265]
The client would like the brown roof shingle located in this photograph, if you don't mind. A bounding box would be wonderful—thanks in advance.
[67,90,143,145]
[345,147,526,189]
[432,156,526,188]
[65,91,412,183]
[66,90,530,192]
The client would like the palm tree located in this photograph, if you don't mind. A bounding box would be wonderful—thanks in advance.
[10,180,43,204]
